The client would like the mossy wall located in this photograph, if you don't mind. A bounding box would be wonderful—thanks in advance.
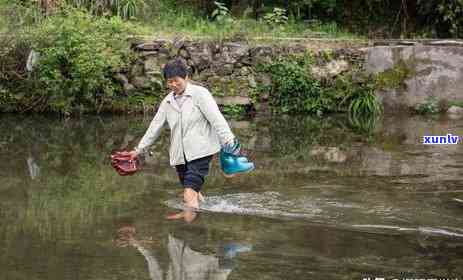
[127,38,463,115]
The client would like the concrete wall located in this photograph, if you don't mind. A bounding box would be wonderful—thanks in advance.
[364,42,463,111]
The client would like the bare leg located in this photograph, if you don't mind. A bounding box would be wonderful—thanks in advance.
[182,187,199,208]
[179,191,204,202]
[166,187,199,223]
[198,191,205,202]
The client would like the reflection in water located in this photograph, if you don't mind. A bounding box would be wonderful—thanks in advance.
[167,235,232,280]
[115,224,251,280]
[27,156,40,179]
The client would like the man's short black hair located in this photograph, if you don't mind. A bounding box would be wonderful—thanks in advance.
[163,58,189,80]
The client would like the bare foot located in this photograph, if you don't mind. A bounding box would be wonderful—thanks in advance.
[166,212,185,220]
[166,210,198,223]
[167,188,201,223]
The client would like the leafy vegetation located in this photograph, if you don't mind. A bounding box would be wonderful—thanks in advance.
[221,104,247,118]
[375,61,414,90]
[263,7,288,26]
[448,100,463,108]
[1,0,462,116]
[3,0,463,39]
[415,96,440,114]
[261,53,382,117]
[0,7,145,114]
[211,1,234,24]
[348,82,382,118]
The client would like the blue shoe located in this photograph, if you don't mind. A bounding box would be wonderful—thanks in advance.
[220,150,255,177]
[223,243,253,259]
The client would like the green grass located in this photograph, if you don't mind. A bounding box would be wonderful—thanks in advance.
[449,100,463,108]
[0,2,8,33]
[137,8,362,41]
[0,0,361,41]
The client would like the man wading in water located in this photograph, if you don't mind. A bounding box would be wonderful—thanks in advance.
[129,59,254,222]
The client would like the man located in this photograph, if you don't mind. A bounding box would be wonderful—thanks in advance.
[129,58,253,222]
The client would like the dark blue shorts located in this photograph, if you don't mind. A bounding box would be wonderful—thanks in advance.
[175,155,213,192]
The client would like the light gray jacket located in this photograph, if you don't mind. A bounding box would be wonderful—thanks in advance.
[135,82,235,166]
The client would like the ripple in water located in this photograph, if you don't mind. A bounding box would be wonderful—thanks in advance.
[351,224,463,238]
[164,191,323,219]
[165,192,463,239]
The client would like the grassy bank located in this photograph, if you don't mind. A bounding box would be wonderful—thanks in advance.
[143,13,360,41]
[0,3,374,117]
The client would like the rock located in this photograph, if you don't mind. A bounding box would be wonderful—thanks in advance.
[221,42,249,65]
[139,51,158,58]
[144,54,170,74]
[239,67,251,76]
[311,66,325,79]
[172,37,186,51]
[114,73,135,93]
[197,70,214,80]
[324,147,347,163]
[250,46,274,64]
[312,59,350,79]
[129,63,144,80]
[286,43,306,54]
[447,106,463,115]
[247,75,257,88]
[161,38,190,57]
[114,73,129,84]
[310,146,347,163]
[214,63,234,76]
[214,96,251,105]
[131,76,150,88]
[186,42,213,71]
[326,60,349,76]
[158,48,171,56]
[129,37,145,49]
[144,56,160,73]
[229,120,251,129]
[123,83,135,93]
[135,40,168,51]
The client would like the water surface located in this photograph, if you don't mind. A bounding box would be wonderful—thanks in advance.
[0,113,462,280]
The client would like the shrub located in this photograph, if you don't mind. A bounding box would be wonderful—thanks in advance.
[211,1,233,24]
[67,0,146,20]
[221,104,246,118]
[348,79,382,118]
[262,53,382,116]
[263,8,288,26]
[263,54,324,114]
[24,8,136,114]
[416,96,440,114]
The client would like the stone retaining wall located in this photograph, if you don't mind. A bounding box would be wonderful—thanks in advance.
[120,38,463,114]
